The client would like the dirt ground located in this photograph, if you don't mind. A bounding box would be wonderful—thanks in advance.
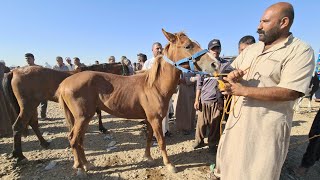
[0,98,319,180]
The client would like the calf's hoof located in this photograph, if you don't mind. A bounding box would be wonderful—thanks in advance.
[99,128,110,134]
[83,162,94,171]
[143,154,153,162]
[73,162,80,169]
[10,152,27,162]
[166,164,177,173]
[76,168,87,178]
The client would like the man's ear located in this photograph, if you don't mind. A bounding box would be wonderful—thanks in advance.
[280,17,290,29]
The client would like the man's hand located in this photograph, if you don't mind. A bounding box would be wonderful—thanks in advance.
[194,100,200,110]
[220,69,247,96]
[222,81,247,96]
[190,76,197,82]
[226,69,246,83]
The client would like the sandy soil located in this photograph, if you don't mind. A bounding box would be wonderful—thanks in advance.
[0,98,319,180]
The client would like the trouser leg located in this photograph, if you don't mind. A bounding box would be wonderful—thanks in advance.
[301,108,320,168]
[40,101,48,118]
[208,103,222,147]
[195,104,206,144]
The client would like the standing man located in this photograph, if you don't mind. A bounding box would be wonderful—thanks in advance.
[108,56,116,63]
[65,57,75,71]
[74,57,86,70]
[193,39,232,152]
[295,108,320,176]
[0,62,13,136]
[213,2,315,179]
[25,53,37,66]
[24,53,48,120]
[0,60,11,73]
[175,71,197,135]
[137,53,147,71]
[238,35,256,54]
[143,42,171,137]
[133,62,137,71]
[120,56,134,75]
[142,42,162,70]
[53,56,69,71]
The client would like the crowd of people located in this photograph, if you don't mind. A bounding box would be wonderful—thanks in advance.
[0,52,151,120]
[2,52,149,73]
[1,2,319,179]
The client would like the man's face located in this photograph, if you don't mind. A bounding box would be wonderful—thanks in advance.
[137,56,143,63]
[57,58,63,66]
[25,56,35,66]
[109,58,115,63]
[152,44,162,57]
[66,59,71,64]
[74,59,80,66]
[209,46,221,58]
[123,58,130,65]
[257,9,281,44]
[238,43,250,54]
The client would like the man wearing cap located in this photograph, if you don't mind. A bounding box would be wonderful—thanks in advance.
[208,39,223,59]
[65,57,75,71]
[53,56,69,71]
[193,39,232,153]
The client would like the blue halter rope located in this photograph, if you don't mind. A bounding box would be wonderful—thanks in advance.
[163,49,211,75]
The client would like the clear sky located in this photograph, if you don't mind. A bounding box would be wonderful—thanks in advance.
[1,0,319,67]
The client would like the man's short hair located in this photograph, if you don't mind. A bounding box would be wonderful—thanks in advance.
[281,4,294,27]
[152,42,162,48]
[56,56,63,61]
[25,53,34,59]
[137,53,147,62]
[74,57,80,61]
[137,53,145,57]
[238,35,256,47]
[0,60,5,66]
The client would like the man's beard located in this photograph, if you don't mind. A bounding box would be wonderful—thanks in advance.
[257,26,280,45]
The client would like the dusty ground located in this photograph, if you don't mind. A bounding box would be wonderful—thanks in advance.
[0,98,319,180]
